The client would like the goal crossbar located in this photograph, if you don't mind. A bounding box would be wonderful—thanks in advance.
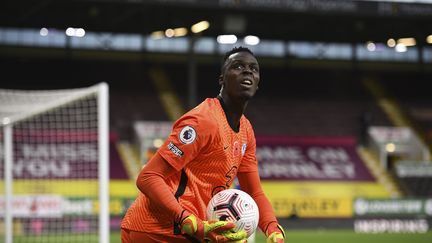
[1,84,103,126]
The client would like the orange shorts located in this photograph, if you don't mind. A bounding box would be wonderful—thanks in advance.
[121,228,199,243]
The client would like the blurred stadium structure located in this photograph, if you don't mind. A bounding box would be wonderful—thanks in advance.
[1,0,432,242]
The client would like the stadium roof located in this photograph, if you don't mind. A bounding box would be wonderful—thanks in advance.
[1,0,432,44]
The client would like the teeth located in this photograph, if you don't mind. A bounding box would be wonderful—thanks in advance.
[243,80,252,85]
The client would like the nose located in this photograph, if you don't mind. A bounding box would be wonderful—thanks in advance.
[242,66,253,74]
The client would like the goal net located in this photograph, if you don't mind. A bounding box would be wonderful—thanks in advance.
[0,83,109,243]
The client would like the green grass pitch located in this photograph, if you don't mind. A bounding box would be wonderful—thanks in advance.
[108,229,432,243]
[11,230,432,242]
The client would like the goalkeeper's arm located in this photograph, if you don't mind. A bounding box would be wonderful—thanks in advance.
[135,153,184,219]
[136,153,247,242]
[237,171,285,242]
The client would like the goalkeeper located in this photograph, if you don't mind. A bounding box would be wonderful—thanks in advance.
[121,47,285,243]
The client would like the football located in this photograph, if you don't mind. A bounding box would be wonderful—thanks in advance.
[206,189,259,237]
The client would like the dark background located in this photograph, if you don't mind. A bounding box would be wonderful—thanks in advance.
[1,0,432,141]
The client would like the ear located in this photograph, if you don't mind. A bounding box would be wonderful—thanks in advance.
[218,75,224,86]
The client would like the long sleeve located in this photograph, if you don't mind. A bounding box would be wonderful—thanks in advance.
[136,153,185,219]
[237,170,280,235]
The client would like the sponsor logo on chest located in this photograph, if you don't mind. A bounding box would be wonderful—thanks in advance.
[227,140,247,157]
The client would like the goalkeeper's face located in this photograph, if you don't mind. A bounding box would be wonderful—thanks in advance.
[219,51,260,101]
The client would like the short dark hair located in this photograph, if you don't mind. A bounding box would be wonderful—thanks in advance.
[222,46,255,62]
[221,46,256,73]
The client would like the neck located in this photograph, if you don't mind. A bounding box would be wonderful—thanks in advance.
[217,94,248,132]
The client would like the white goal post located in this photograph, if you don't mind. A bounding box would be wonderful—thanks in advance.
[0,83,109,243]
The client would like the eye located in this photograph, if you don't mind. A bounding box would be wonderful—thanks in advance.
[233,64,244,70]
[250,66,259,72]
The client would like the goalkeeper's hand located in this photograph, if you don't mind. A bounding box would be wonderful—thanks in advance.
[266,223,285,243]
[180,214,247,243]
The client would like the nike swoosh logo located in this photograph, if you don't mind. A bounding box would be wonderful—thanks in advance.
[224,145,229,150]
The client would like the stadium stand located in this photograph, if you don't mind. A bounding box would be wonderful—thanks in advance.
[393,161,432,197]
[2,0,432,241]
[111,91,168,140]
[162,63,393,138]
[363,73,432,197]
[378,73,432,145]
[400,177,432,197]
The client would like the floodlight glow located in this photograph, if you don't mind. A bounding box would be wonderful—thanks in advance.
[217,35,237,44]
[165,28,175,38]
[65,27,75,37]
[191,21,210,33]
[75,28,85,37]
[151,31,165,39]
[153,138,164,148]
[395,43,407,52]
[366,41,376,51]
[174,27,188,37]
[426,35,432,44]
[385,143,396,153]
[2,117,10,125]
[387,38,396,47]
[397,37,416,47]
[244,35,260,45]
[40,28,49,36]
[65,27,85,37]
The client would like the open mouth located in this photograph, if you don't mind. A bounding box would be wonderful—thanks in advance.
[241,79,253,86]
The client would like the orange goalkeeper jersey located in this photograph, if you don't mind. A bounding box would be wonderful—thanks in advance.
[121,97,258,237]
